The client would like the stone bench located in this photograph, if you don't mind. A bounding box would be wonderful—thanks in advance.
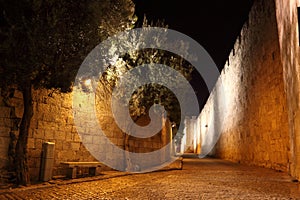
[61,162,102,179]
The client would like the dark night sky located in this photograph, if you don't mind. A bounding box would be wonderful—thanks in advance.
[133,0,254,69]
[133,0,254,111]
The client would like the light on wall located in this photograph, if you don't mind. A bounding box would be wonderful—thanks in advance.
[171,122,176,128]
[84,79,92,87]
[81,78,94,92]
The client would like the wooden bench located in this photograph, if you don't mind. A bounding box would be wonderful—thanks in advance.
[61,162,102,179]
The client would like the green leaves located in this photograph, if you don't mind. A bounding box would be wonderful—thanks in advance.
[0,0,136,92]
[96,20,194,126]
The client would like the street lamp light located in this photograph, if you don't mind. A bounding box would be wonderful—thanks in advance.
[84,79,92,87]
[171,122,176,128]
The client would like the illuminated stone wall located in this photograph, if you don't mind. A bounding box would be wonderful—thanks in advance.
[199,0,290,172]
[0,87,170,182]
[275,0,300,179]
[27,89,96,180]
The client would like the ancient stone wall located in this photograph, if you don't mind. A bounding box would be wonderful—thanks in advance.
[183,116,199,154]
[0,87,170,182]
[198,0,290,172]
[26,89,95,180]
[0,88,23,185]
[274,0,300,179]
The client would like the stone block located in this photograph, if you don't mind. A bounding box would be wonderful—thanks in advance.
[35,139,44,150]
[27,138,35,149]
[73,133,82,142]
[82,135,93,144]
[66,116,74,124]
[0,137,9,150]
[44,130,55,140]
[71,142,81,151]
[103,130,114,138]
[61,97,72,109]
[71,125,78,133]
[92,135,102,144]
[63,142,72,150]
[65,132,73,142]
[33,128,45,139]
[109,138,118,145]
[0,107,11,118]
[86,144,100,154]
[128,140,135,147]
[55,131,66,140]
[57,150,74,161]
[29,149,42,158]
[38,121,57,131]
[0,157,8,169]
[55,140,63,150]
[28,157,41,168]
[64,125,73,133]
[43,113,57,123]
[29,167,40,182]
[153,142,161,149]
[0,118,12,128]
[117,138,124,146]
[113,131,124,139]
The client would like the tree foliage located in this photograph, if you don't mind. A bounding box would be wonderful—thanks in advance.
[0,0,136,91]
[96,18,194,127]
[0,0,136,185]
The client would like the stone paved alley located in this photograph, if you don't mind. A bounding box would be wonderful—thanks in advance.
[0,157,300,199]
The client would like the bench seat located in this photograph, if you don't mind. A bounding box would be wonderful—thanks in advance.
[61,162,102,179]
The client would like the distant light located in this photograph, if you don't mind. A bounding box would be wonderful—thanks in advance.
[172,123,176,128]
[84,79,92,87]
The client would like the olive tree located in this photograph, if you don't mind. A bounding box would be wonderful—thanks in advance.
[0,0,136,185]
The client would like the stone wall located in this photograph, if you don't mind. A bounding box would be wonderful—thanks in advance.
[183,116,199,154]
[27,89,96,180]
[275,0,300,179]
[0,88,23,185]
[198,0,290,172]
[0,87,171,182]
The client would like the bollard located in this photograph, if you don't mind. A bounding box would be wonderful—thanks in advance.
[40,142,55,181]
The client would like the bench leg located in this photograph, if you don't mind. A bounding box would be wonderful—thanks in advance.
[66,167,77,179]
[88,167,96,176]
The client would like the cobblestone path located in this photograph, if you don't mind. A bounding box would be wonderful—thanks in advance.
[0,157,299,199]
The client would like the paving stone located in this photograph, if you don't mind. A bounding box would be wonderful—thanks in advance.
[0,158,299,199]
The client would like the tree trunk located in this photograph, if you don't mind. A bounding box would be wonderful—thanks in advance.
[123,117,139,171]
[124,133,133,171]
[15,85,33,186]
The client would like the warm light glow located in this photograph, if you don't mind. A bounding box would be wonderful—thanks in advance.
[84,79,92,86]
